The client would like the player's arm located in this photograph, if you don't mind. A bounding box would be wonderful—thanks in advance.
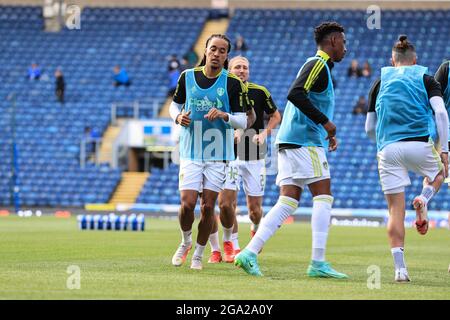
[424,75,448,156]
[434,61,449,94]
[263,93,281,136]
[246,107,256,129]
[204,75,247,129]
[254,88,281,145]
[365,79,380,142]
[287,59,335,138]
[169,71,191,127]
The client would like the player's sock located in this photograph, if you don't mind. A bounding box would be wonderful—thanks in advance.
[181,229,192,245]
[391,247,406,269]
[246,196,298,255]
[193,243,206,259]
[222,226,233,242]
[418,185,435,205]
[231,233,240,251]
[209,231,220,252]
[311,195,333,262]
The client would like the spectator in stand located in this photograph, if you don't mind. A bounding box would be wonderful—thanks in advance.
[113,65,131,87]
[361,60,372,77]
[27,63,41,80]
[84,126,101,160]
[234,35,248,53]
[168,68,181,97]
[179,57,189,73]
[347,59,362,78]
[168,54,180,72]
[55,68,65,104]
[184,47,199,68]
[352,96,367,115]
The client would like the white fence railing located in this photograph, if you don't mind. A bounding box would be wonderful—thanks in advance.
[110,99,161,125]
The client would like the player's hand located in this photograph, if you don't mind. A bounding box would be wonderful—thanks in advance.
[323,121,336,140]
[176,110,191,127]
[440,152,448,178]
[204,108,227,121]
[328,136,338,152]
[252,131,267,145]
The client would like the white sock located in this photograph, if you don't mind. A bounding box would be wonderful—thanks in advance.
[391,247,406,269]
[231,232,240,250]
[222,226,233,242]
[419,185,435,205]
[181,229,192,245]
[193,243,206,258]
[311,195,333,262]
[209,231,220,252]
[246,196,298,255]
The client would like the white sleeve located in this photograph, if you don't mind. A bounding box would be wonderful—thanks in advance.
[169,101,183,123]
[365,111,377,142]
[226,112,247,129]
[430,96,449,152]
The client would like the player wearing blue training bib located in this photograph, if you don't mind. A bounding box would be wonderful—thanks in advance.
[366,35,448,282]
[169,34,249,271]
[235,22,349,279]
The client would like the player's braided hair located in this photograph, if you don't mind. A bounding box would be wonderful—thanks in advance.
[392,35,416,62]
[198,34,232,70]
[314,21,345,45]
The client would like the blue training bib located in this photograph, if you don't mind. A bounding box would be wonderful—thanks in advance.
[179,68,234,161]
[276,56,335,149]
[375,65,432,151]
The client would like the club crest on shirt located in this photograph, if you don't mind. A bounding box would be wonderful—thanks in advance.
[217,87,225,96]
[323,161,328,170]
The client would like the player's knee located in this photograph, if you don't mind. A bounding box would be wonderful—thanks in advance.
[219,201,234,214]
[248,204,262,222]
[201,202,215,214]
[180,201,196,214]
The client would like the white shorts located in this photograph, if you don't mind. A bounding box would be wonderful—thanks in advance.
[223,160,240,192]
[179,160,226,193]
[377,141,443,194]
[224,158,266,196]
[276,147,330,189]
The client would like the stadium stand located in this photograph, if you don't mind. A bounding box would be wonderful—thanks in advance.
[138,8,450,210]
[0,6,209,207]
[1,6,449,210]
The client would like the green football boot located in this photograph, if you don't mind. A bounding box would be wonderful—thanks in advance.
[307,260,348,279]
[234,249,263,277]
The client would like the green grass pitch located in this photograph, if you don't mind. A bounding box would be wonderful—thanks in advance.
[0,215,449,299]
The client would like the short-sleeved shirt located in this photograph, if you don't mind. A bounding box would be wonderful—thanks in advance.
[235,82,277,161]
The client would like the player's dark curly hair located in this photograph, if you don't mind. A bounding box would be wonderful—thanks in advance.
[314,21,345,45]
[392,35,416,62]
[198,34,232,70]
